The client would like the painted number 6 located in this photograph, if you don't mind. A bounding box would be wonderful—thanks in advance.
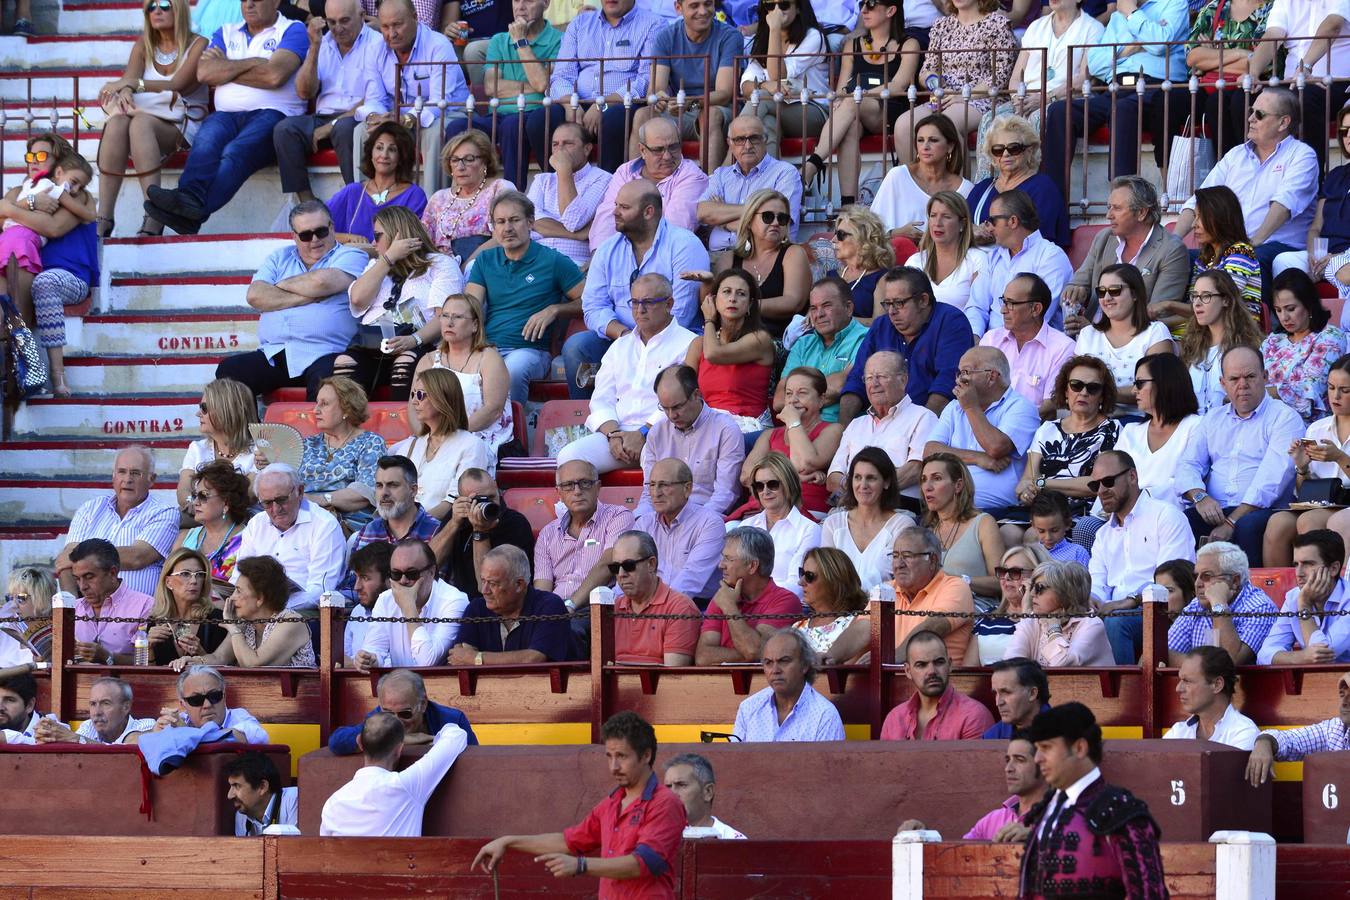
[1324,783,1339,810]
[1170,780,1186,806]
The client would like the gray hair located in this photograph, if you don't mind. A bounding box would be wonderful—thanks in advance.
[616,529,659,561]
[491,188,534,220]
[377,668,427,703]
[727,526,775,575]
[114,444,155,476]
[666,752,716,787]
[1030,560,1092,615]
[1261,86,1300,135]
[484,544,531,583]
[897,525,942,558]
[1109,175,1161,225]
[89,676,133,705]
[176,664,225,698]
[632,273,674,298]
[865,350,908,378]
[765,627,818,684]
[257,462,302,492]
[637,115,679,145]
[288,199,332,230]
[652,457,693,483]
[980,346,1011,386]
[1196,540,1250,584]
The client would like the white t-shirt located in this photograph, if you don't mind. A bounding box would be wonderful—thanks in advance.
[181,438,258,476]
[908,249,985,316]
[1114,415,1203,504]
[870,166,973,234]
[819,508,915,592]
[684,816,748,839]
[1074,321,1173,389]
[350,253,464,328]
[1019,10,1106,93]
[1305,415,1350,483]
[391,430,494,507]
[740,29,831,105]
[1268,0,1350,79]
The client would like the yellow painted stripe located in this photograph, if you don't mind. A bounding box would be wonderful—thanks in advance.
[474,723,593,745]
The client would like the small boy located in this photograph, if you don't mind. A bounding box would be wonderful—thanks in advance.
[1028,491,1090,567]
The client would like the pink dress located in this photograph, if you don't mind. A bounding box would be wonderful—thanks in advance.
[421,178,516,255]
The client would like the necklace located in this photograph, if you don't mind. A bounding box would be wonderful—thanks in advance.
[323,426,358,460]
[442,178,487,237]
[937,516,960,550]
[153,44,179,67]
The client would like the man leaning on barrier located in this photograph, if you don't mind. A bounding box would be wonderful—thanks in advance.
[449,545,574,663]
[612,530,702,666]
[328,668,478,755]
[356,538,468,672]
[1247,671,1350,787]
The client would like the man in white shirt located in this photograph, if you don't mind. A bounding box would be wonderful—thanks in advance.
[1087,450,1196,664]
[0,671,63,745]
[979,274,1076,417]
[319,713,469,836]
[227,751,300,836]
[34,677,154,745]
[1257,529,1350,664]
[344,542,391,668]
[967,190,1073,336]
[558,274,697,473]
[235,464,346,611]
[356,539,468,671]
[1163,646,1259,750]
[827,350,937,506]
[151,665,271,744]
[663,753,746,839]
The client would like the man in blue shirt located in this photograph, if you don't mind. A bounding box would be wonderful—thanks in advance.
[839,266,974,424]
[216,200,370,399]
[1258,529,1350,665]
[328,669,478,755]
[466,190,585,403]
[448,545,575,662]
[1040,0,1189,190]
[698,114,802,251]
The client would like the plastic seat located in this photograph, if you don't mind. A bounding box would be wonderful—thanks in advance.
[598,485,643,512]
[890,235,918,264]
[530,399,591,457]
[780,137,818,161]
[503,487,562,536]
[1249,568,1297,603]
[510,400,528,449]
[1323,294,1346,328]
[367,402,413,443]
[1068,224,1107,270]
[262,402,319,436]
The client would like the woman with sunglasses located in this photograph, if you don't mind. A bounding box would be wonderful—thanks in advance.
[871,114,971,247]
[794,547,871,664]
[825,205,894,321]
[686,269,776,443]
[171,459,252,583]
[422,129,516,265]
[393,368,493,520]
[1191,185,1262,323]
[1300,105,1350,298]
[148,547,226,666]
[1,566,56,664]
[921,452,1005,606]
[1262,268,1347,423]
[965,114,1070,248]
[909,190,981,320]
[170,556,315,670]
[414,293,514,456]
[1073,263,1174,409]
[739,0,830,160]
[964,542,1050,665]
[710,189,811,338]
[175,378,257,513]
[1003,560,1113,666]
[741,367,842,519]
[337,206,464,401]
[1114,353,1201,505]
[740,452,821,600]
[800,0,920,206]
[328,122,427,247]
[95,0,207,237]
[1180,269,1264,414]
[820,446,917,592]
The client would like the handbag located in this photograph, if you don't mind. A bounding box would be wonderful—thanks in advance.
[1165,115,1215,205]
[1,293,47,397]
[1296,477,1348,506]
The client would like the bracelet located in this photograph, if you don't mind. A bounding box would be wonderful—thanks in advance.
[380,253,393,267]
[576,856,587,876]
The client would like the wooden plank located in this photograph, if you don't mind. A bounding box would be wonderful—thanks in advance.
[1275,845,1350,898]
[332,666,591,727]
[0,837,265,891]
[66,667,324,725]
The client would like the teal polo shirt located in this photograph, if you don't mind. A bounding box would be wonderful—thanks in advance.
[484,24,563,111]
[469,241,584,352]
[782,318,868,422]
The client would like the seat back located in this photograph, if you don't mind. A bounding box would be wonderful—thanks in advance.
[504,487,562,536]
[531,399,591,457]
[262,402,318,436]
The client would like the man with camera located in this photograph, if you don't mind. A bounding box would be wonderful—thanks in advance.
[430,468,535,598]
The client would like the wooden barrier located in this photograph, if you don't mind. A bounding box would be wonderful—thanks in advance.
[1301,752,1350,844]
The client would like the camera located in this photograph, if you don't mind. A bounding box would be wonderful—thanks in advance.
[471,494,501,520]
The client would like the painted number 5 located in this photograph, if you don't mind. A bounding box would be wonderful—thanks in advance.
[1324,784,1339,810]
[1170,780,1186,806]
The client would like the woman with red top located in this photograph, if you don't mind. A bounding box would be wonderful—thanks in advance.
[739,366,843,519]
[685,268,777,451]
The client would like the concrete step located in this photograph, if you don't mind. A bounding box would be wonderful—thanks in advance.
[0,527,70,574]
[71,310,259,357]
[0,66,120,102]
[102,234,293,275]
[102,273,252,312]
[11,394,200,438]
[63,355,224,393]
[58,1,145,35]
[0,437,190,479]
[23,33,136,68]
[0,477,178,522]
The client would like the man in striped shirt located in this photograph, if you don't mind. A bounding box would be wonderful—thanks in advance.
[1246,671,1350,787]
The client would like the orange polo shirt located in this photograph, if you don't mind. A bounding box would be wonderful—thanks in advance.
[894,570,974,662]
[616,581,702,664]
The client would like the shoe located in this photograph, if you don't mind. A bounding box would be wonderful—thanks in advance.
[136,214,163,238]
[96,216,114,239]
[12,19,33,35]
[143,197,201,235]
[146,184,205,221]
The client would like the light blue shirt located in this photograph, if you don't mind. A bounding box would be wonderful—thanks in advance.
[1085,0,1189,82]
[732,683,846,742]
[582,218,710,337]
[927,388,1041,509]
[1186,136,1320,249]
[1257,580,1350,664]
[1176,394,1305,509]
[365,22,468,126]
[967,229,1073,335]
[701,155,803,251]
[314,26,386,116]
[548,5,662,100]
[254,242,370,376]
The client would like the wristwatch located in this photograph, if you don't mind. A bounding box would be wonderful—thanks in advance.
[323,492,333,507]
[1035,476,1046,489]
[471,531,489,542]
[1210,603,1229,615]
[1192,490,1209,504]
[515,37,529,49]
[1298,608,1315,620]
[473,652,484,666]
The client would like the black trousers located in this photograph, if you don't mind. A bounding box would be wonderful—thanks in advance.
[216,349,338,401]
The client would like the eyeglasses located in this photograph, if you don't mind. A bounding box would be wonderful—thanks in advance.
[411,389,429,401]
[889,550,933,562]
[607,556,652,575]
[862,372,899,384]
[182,689,224,707]
[995,566,1029,580]
[440,311,473,323]
[1095,284,1126,298]
[1086,468,1133,492]
[798,567,819,584]
[759,210,791,226]
[1189,290,1221,306]
[294,225,331,242]
[1132,377,1154,390]
[879,295,920,312]
[657,396,695,415]
[145,0,172,10]
[833,229,855,242]
[957,367,994,380]
[752,478,782,493]
[389,564,431,583]
[23,150,48,164]
[640,142,682,158]
[449,154,481,166]
[729,134,765,145]
[1067,379,1104,396]
[999,296,1038,308]
[190,491,217,503]
[259,494,294,508]
[557,478,598,492]
[628,296,671,308]
[989,143,1027,158]
[388,706,419,720]
[1029,582,1051,596]
[645,479,691,492]
[170,570,207,581]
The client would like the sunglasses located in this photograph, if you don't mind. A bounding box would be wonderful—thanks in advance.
[761,0,793,8]
[190,491,217,503]
[1132,377,1153,390]
[989,143,1027,158]
[259,495,294,508]
[411,389,428,401]
[372,230,385,242]
[145,0,172,10]
[1029,582,1051,596]
[995,566,1029,580]
[759,211,791,226]
[389,565,431,582]
[798,567,819,584]
[752,478,782,493]
[295,225,331,242]
[607,557,651,575]
[1095,284,1126,298]
[183,689,224,707]
[1249,109,1273,121]
[23,150,48,164]
[1086,469,1133,493]
[833,229,854,241]
[5,593,31,604]
[1067,379,1103,396]
[388,707,418,720]
[628,296,671,308]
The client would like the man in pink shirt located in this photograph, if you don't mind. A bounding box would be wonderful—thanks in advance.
[963,735,1049,840]
[69,538,153,665]
[880,630,994,740]
[695,526,801,664]
[977,273,1075,418]
[613,531,701,665]
[587,115,708,251]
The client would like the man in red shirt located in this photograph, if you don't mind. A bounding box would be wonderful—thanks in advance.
[474,711,686,898]
[694,526,802,664]
[880,630,994,740]
[613,531,701,665]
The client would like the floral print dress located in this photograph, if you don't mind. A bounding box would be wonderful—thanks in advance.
[927,12,1018,115]
[298,430,387,529]
[1262,326,1348,421]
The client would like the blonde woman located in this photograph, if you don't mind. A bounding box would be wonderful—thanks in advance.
[284,375,386,529]
[1,566,57,663]
[740,452,821,600]
[825,205,895,321]
[176,378,257,510]
[966,114,1070,247]
[711,189,812,338]
[393,367,493,519]
[171,555,315,670]
[794,546,872,664]
[148,547,225,666]
[921,451,1006,605]
[338,205,464,399]
[872,114,972,242]
[95,0,207,237]
[909,190,983,320]
[965,543,1051,665]
[1003,560,1114,666]
[1179,269,1263,414]
[422,129,516,263]
[414,293,514,455]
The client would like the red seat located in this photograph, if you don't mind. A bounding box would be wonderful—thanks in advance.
[1323,295,1346,328]
[367,402,413,443]
[503,487,562,536]
[780,137,818,161]
[681,140,702,159]
[598,485,643,512]
[530,399,590,457]
[528,380,570,403]
[510,400,528,449]
[858,134,895,154]
[262,402,318,436]
[1250,568,1297,603]
[1068,224,1107,270]
[890,235,918,264]
[265,387,310,404]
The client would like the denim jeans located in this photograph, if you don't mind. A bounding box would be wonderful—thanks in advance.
[501,346,552,404]
[177,109,286,215]
[560,329,612,399]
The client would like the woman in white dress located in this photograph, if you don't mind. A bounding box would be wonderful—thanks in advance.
[1114,352,1201,505]
[392,368,493,519]
[908,190,984,328]
[871,114,972,241]
[176,377,257,512]
[740,452,821,600]
[1074,263,1174,411]
[820,446,916,592]
[413,292,514,455]
[1178,270,1263,415]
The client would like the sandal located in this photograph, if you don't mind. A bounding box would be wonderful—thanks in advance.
[97,216,115,239]
[803,153,826,190]
[136,214,163,238]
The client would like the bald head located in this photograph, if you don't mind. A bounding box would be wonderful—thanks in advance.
[615,179,662,239]
[1221,344,1267,415]
[957,347,1010,403]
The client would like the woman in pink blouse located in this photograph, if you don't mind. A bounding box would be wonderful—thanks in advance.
[1003,560,1114,667]
[421,129,516,265]
[1262,268,1347,423]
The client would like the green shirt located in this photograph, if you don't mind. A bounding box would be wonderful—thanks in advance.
[485,24,564,112]
[469,241,584,351]
[782,318,869,423]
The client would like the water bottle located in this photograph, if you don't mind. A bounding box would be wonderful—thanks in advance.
[133,626,149,666]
